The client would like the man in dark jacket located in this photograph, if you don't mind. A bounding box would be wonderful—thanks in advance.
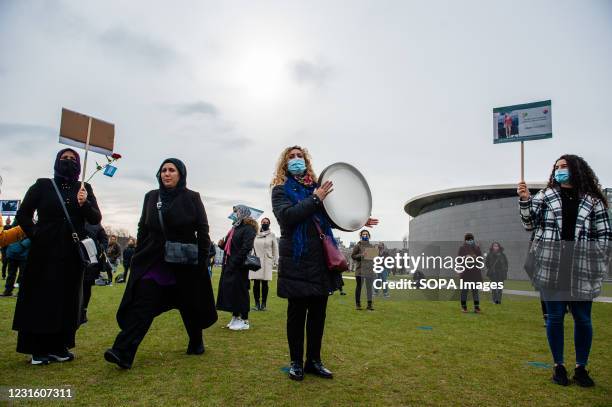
[119,238,136,283]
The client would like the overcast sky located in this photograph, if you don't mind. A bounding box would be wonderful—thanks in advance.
[1,0,611,243]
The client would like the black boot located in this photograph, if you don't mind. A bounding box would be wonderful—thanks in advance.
[252,301,261,311]
[104,348,132,369]
[355,302,362,310]
[187,335,205,355]
[260,302,267,311]
[304,360,333,379]
[366,301,374,311]
[289,361,304,381]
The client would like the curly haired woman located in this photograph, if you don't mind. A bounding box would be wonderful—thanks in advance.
[518,154,611,387]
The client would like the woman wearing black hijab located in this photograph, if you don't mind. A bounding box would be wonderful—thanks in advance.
[104,158,217,369]
[14,148,101,365]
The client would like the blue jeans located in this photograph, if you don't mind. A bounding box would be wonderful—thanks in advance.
[544,300,593,366]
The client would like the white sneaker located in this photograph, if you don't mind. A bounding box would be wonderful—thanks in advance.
[229,319,250,331]
[225,316,238,328]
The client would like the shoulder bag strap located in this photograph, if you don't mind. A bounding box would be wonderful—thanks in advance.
[50,179,80,243]
[156,192,167,239]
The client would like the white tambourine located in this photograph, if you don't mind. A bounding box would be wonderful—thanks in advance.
[318,162,372,232]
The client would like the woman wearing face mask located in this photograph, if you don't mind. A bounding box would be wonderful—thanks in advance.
[351,229,376,310]
[271,145,378,381]
[216,205,258,330]
[458,233,483,313]
[485,242,508,304]
[105,159,217,369]
[250,217,278,311]
[518,154,611,387]
[13,148,101,365]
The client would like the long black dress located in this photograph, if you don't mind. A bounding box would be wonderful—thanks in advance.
[111,188,218,363]
[14,178,101,354]
[216,220,257,316]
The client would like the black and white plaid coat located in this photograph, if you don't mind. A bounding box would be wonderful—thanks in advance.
[519,187,611,299]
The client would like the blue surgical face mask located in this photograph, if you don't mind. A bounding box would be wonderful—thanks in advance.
[229,213,238,223]
[287,158,306,175]
[554,168,570,184]
[466,239,475,245]
[361,235,369,241]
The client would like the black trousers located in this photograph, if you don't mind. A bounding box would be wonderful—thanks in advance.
[253,280,269,304]
[2,260,8,278]
[123,264,131,282]
[112,279,202,364]
[287,295,328,363]
[5,259,25,293]
[355,276,373,303]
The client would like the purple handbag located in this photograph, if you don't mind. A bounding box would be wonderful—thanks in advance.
[314,221,348,272]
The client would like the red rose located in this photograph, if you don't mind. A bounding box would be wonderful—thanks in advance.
[111,153,122,160]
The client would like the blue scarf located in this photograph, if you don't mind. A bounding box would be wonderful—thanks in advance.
[284,176,336,261]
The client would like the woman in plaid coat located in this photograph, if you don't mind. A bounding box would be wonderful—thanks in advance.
[518,154,611,388]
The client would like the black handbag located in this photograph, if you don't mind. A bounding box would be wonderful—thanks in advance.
[50,179,97,268]
[157,194,199,265]
[244,249,261,271]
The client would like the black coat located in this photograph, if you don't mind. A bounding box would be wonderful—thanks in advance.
[216,220,257,314]
[14,178,101,334]
[271,184,341,298]
[122,246,135,268]
[116,189,217,330]
[485,251,508,282]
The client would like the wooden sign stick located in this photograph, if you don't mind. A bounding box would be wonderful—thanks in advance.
[520,141,525,182]
[81,117,92,188]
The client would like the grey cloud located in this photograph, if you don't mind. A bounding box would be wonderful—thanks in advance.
[98,25,177,68]
[0,122,55,138]
[239,180,268,189]
[291,59,332,87]
[174,101,219,117]
[203,196,239,207]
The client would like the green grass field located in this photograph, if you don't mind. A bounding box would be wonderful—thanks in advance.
[1,267,611,406]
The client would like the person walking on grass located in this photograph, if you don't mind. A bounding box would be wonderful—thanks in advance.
[250,217,278,311]
[485,242,508,304]
[105,158,217,369]
[217,205,258,330]
[518,154,611,387]
[458,233,483,313]
[352,229,376,310]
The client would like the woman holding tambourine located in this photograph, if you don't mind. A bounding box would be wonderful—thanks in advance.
[271,145,378,381]
[105,158,217,369]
